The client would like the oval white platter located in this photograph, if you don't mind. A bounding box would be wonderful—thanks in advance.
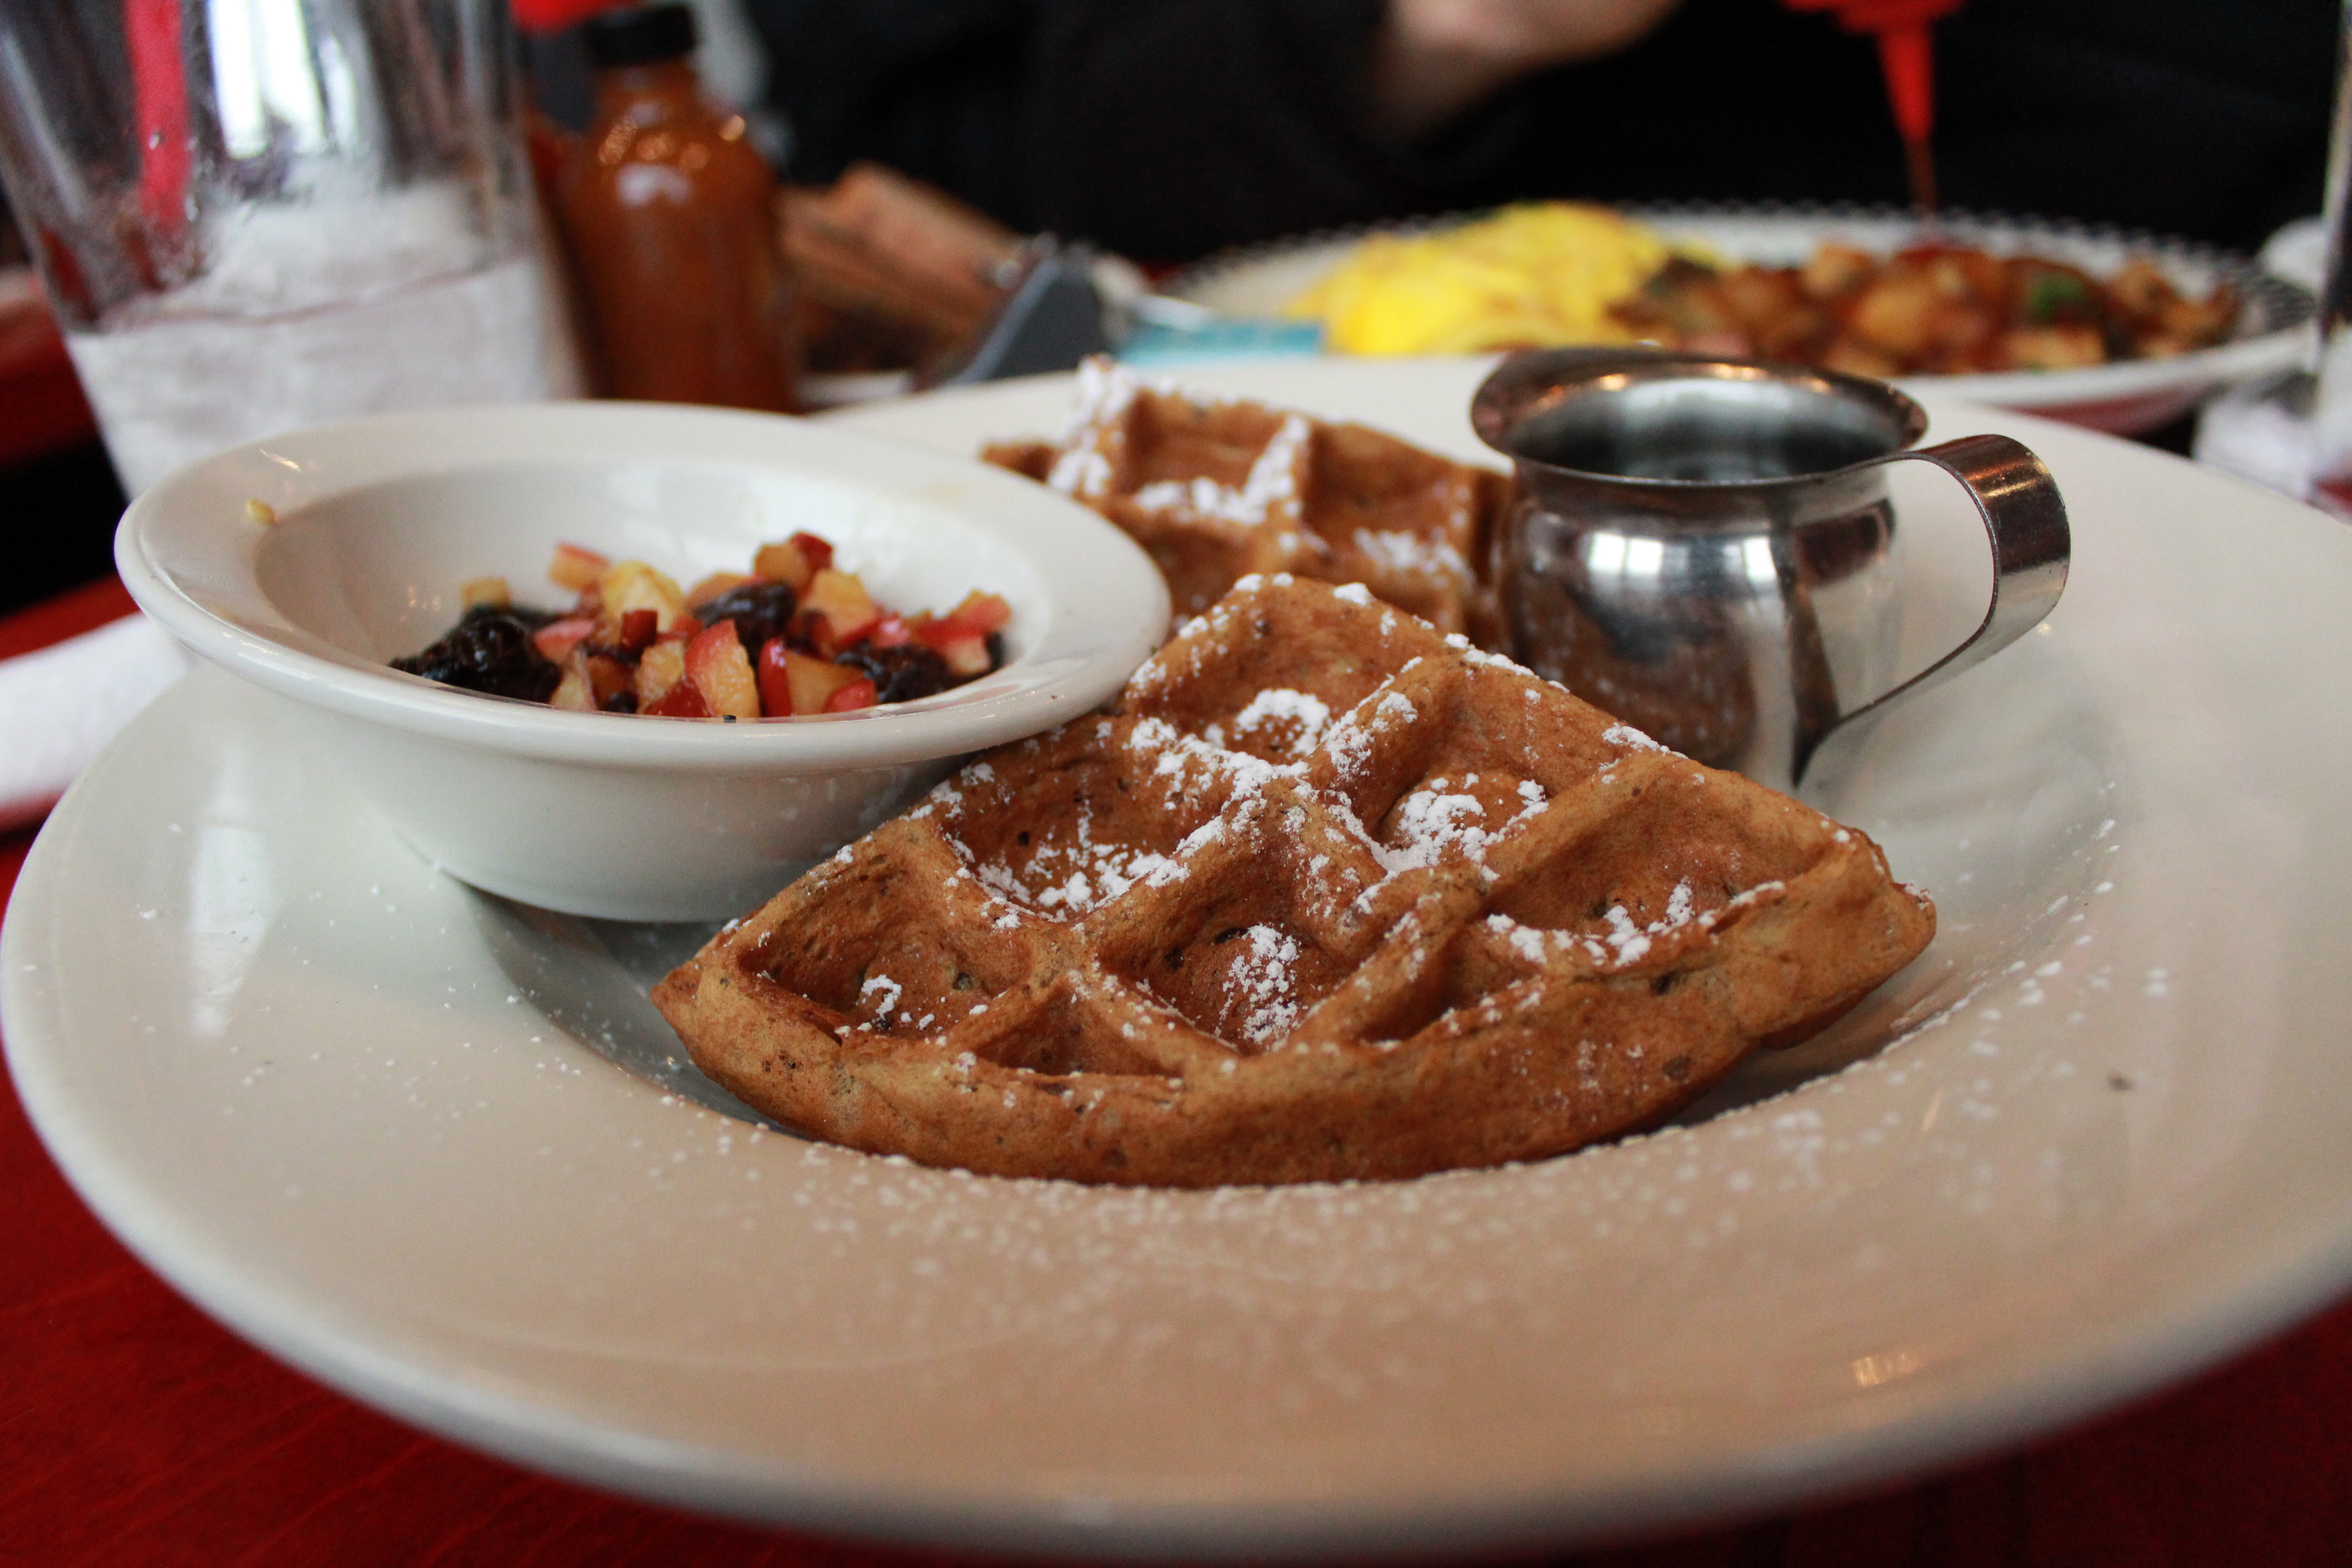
[1168,206,2313,435]
[10,360,2352,1556]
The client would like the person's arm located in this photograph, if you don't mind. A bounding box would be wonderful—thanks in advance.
[1366,0,1684,142]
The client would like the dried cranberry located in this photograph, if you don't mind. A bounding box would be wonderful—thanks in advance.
[691,581,798,657]
[392,604,561,702]
[838,640,953,703]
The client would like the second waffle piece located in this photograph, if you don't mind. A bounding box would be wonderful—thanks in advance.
[654,575,1935,1187]
[985,358,1510,644]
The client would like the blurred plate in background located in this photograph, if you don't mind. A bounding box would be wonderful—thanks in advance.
[1168,206,2313,436]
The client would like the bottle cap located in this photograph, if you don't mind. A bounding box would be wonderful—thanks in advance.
[581,3,697,68]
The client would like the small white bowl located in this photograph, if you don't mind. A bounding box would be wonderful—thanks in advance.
[116,401,1169,920]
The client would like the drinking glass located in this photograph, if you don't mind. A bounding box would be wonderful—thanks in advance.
[0,0,583,494]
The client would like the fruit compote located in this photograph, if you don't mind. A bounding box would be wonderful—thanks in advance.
[392,531,1009,717]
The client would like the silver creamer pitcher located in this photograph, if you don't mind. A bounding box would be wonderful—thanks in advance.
[1473,349,2071,791]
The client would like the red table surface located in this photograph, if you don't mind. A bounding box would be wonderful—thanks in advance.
[5,582,2352,1568]
[0,277,98,467]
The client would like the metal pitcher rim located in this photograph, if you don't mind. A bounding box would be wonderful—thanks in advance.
[1470,346,1932,490]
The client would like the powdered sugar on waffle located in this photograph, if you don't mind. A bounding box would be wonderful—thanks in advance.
[1130,414,1310,532]
[1047,440,1116,504]
[1047,359,1311,518]
[969,771,1191,921]
[958,590,1670,932]
[1480,877,1705,972]
[1370,774,1552,880]
[1227,925,1307,1045]
[1354,528,1468,578]
[859,974,904,1024]
[1130,715,1300,797]
[1599,881,1696,965]
[1042,358,1144,500]
[1603,724,1668,754]
[1228,687,1333,754]
[931,568,1725,987]
[1320,687,1420,784]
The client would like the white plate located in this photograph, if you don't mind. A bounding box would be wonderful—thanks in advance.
[1170,206,2313,436]
[13,360,2352,1557]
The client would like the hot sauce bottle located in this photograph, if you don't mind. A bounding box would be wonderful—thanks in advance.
[557,3,797,410]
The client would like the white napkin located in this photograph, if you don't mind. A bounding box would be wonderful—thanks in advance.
[0,612,191,832]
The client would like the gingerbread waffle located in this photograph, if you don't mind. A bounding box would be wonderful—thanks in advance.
[983,358,1510,644]
[653,575,1935,1187]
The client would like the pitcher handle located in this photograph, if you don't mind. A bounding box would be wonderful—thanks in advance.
[1799,432,2071,779]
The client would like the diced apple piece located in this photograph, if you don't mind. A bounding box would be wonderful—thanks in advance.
[643,677,712,718]
[935,633,992,679]
[460,576,511,609]
[782,648,861,716]
[686,570,753,608]
[802,568,880,652]
[684,621,760,720]
[754,640,784,716]
[596,560,689,640]
[617,608,659,652]
[913,591,1011,651]
[823,676,879,713]
[755,636,792,718]
[533,614,597,663]
[548,650,598,711]
[634,638,687,707]
[585,653,635,708]
[752,539,816,595]
[549,542,609,593]
[939,590,1012,637]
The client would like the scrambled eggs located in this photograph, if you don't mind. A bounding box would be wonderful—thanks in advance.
[1284,202,1699,356]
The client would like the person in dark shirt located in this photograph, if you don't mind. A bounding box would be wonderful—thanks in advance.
[741,0,2337,262]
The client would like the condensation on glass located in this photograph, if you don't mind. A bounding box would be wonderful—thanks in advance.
[0,0,582,493]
